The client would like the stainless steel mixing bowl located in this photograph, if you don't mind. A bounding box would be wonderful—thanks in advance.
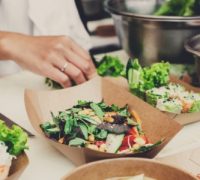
[104,0,200,65]
[185,34,200,86]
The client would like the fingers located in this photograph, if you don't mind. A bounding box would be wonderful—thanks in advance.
[70,40,97,75]
[51,56,87,85]
[64,62,87,84]
[60,37,96,78]
[63,50,94,77]
[43,64,72,88]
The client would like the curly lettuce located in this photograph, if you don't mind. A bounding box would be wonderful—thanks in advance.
[0,120,28,156]
[126,59,170,99]
[97,55,125,77]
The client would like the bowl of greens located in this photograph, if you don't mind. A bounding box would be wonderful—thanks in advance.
[104,0,200,65]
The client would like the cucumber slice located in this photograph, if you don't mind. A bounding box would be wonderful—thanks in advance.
[106,134,124,153]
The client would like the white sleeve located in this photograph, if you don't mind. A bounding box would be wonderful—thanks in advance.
[28,0,92,50]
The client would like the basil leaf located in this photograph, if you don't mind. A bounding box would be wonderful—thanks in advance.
[64,116,74,135]
[69,138,86,146]
[79,115,99,125]
[90,103,104,119]
[79,123,88,140]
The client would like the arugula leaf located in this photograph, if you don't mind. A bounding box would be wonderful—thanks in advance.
[79,123,88,140]
[69,138,86,146]
[64,116,74,135]
[88,125,97,134]
[79,114,100,125]
[90,103,104,119]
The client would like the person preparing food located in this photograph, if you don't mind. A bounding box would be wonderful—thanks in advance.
[0,0,96,87]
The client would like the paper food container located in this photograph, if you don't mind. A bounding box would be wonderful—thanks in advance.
[107,76,200,126]
[62,158,197,180]
[7,153,29,180]
[24,76,181,166]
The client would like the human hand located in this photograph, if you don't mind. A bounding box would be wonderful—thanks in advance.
[1,32,96,87]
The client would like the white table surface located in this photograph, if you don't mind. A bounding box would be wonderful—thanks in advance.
[0,51,200,180]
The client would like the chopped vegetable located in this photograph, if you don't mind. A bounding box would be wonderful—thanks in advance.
[40,101,162,154]
[106,134,124,153]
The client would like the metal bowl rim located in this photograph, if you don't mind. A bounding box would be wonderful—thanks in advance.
[104,0,200,22]
[185,34,200,57]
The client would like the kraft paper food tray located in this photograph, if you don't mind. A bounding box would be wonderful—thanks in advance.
[157,146,200,178]
[24,76,181,166]
[108,76,200,125]
[7,153,29,180]
[62,158,197,180]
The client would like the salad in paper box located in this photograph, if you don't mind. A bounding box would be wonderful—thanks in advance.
[40,101,162,154]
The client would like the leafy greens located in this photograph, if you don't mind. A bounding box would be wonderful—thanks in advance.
[154,0,200,16]
[0,120,28,156]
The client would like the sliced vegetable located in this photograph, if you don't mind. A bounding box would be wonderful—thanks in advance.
[106,134,124,153]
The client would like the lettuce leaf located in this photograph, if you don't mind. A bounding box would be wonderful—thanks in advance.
[189,101,200,113]
[0,120,28,156]
[97,55,125,77]
[126,59,170,99]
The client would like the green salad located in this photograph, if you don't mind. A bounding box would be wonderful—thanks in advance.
[0,120,28,156]
[40,101,162,154]
[127,59,200,114]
